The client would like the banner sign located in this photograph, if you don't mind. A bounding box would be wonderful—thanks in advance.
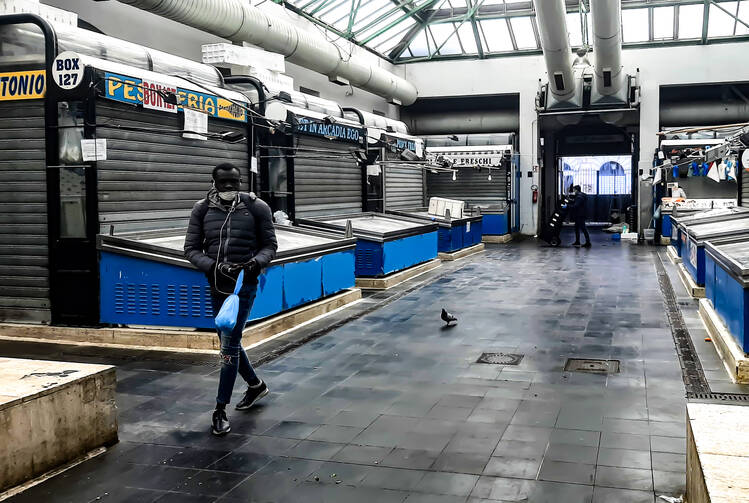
[103,72,246,122]
[0,70,46,101]
[427,151,506,167]
[294,116,363,144]
[382,133,416,153]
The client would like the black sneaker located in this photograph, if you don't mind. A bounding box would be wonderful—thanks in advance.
[236,380,269,411]
[582,242,592,248]
[572,242,581,247]
[211,408,231,436]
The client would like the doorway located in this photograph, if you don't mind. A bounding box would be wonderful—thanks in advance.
[557,154,633,224]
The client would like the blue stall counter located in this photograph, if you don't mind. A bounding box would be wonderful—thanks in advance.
[297,212,439,277]
[704,238,749,353]
[671,207,749,257]
[97,226,357,329]
[386,208,483,253]
[683,217,749,286]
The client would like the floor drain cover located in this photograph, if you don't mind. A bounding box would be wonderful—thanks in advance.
[477,353,524,365]
[565,358,620,374]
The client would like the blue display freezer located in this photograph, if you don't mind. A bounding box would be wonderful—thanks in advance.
[671,207,749,257]
[386,208,483,253]
[704,237,749,353]
[97,226,357,329]
[297,212,438,277]
[683,217,749,286]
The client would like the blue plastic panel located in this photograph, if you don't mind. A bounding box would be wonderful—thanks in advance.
[283,259,323,310]
[438,228,453,253]
[249,266,284,321]
[705,254,717,306]
[684,237,705,285]
[712,259,749,352]
[482,214,509,235]
[100,249,354,328]
[662,215,672,238]
[468,219,483,246]
[100,252,214,328]
[322,249,356,295]
[382,231,438,276]
[450,224,465,251]
[354,239,384,276]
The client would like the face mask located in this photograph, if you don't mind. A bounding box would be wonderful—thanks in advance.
[218,190,238,202]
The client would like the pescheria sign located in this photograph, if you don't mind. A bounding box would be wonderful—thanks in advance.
[0,70,46,101]
[103,71,247,122]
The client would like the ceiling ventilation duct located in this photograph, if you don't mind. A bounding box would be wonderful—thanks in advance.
[590,0,628,106]
[533,0,581,109]
[114,0,418,105]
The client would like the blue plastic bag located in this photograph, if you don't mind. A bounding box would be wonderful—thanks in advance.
[215,270,244,333]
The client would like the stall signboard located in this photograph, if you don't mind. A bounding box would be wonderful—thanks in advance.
[294,116,363,144]
[427,151,506,167]
[382,134,417,153]
[0,70,46,101]
[103,71,247,122]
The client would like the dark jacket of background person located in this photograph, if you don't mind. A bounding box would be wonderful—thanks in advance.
[184,189,277,292]
[570,191,588,222]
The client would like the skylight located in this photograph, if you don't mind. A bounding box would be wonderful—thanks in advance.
[280,0,749,63]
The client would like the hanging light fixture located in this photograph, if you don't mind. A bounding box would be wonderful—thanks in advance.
[452,170,457,181]
[487,168,492,181]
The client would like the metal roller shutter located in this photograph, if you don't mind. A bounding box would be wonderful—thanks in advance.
[95,100,249,233]
[384,150,424,210]
[293,136,362,218]
[427,166,509,206]
[741,150,749,208]
[0,100,49,323]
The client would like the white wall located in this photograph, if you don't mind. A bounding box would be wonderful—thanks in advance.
[404,41,749,233]
[40,0,398,116]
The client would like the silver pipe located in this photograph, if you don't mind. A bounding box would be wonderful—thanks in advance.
[116,0,418,105]
[533,0,575,102]
[405,111,520,135]
[590,0,624,96]
[660,101,749,127]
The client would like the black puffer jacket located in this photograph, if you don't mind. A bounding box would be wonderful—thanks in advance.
[184,189,277,292]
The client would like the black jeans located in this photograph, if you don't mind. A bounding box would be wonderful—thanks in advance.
[574,218,590,244]
[211,284,259,405]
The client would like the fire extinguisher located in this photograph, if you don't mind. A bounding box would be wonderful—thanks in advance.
[531,184,538,204]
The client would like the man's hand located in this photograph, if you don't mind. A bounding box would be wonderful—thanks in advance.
[218,262,242,275]
[242,259,260,275]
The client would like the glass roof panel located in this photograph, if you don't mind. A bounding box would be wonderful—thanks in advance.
[407,28,430,57]
[738,2,749,35]
[458,22,478,54]
[509,17,537,49]
[430,23,463,55]
[653,6,675,40]
[622,8,649,42]
[479,18,514,52]
[678,3,705,39]
[566,12,583,47]
[709,2,738,37]
[365,18,417,53]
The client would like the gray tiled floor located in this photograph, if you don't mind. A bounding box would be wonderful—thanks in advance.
[6,232,687,502]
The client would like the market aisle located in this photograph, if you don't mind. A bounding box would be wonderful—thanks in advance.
[8,233,686,503]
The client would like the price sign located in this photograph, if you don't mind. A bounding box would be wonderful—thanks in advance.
[52,51,84,90]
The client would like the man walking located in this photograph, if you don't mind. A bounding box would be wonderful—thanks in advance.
[570,185,591,248]
[185,162,278,436]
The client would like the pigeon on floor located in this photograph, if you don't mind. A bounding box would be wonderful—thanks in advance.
[441,308,457,326]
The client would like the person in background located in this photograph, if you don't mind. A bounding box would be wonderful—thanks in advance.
[184,162,278,436]
[570,185,591,248]
[672,184,687,199]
